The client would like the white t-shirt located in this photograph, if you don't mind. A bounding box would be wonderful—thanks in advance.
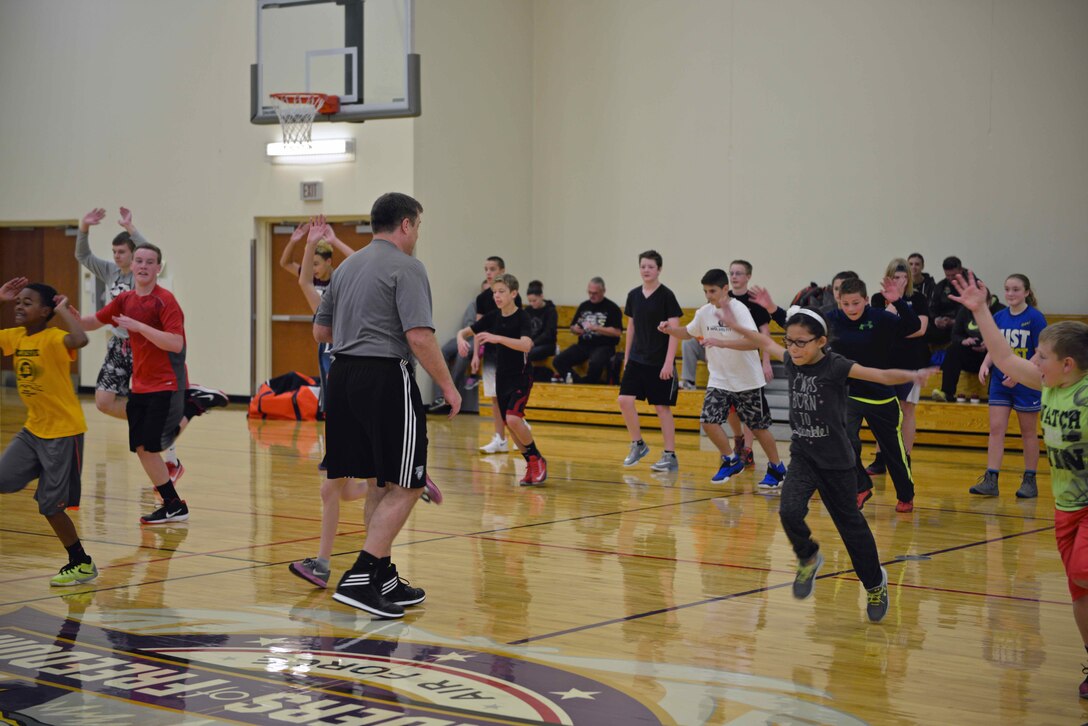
[686,300,766,392]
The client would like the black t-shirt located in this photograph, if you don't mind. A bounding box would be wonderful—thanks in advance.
[730,290,772,329]
[471,308,532,380]
[871,291,931,370]
[785,351,857,469]
[476,289,523,317]
[624,284,683,366]
[571,298,623,348]
[526,300,558,347]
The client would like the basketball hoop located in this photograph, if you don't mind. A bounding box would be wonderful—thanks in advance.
[270,93,341,145]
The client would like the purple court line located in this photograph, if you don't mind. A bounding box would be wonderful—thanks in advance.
[508,523,1060,645]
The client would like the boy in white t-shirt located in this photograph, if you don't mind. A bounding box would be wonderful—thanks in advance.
[659,268,787,488]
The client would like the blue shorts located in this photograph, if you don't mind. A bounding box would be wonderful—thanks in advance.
[988,377,1041,412]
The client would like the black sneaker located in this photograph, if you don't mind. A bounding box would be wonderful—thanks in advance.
[141,500,189,525]
[380,562,426,606]
[866,567,890,623]
[333,569,405,618]
[187,385,229,412]
[865,453,886,476]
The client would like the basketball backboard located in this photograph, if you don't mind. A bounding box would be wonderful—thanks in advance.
[251,0,420,125]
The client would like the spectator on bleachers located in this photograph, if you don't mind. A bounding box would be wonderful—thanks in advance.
[908,253,936,302]
[525,280,558,379]
[931,291,1006,402]
[552,277,623,384]
[428,280,488,414]
[928,256,971,346]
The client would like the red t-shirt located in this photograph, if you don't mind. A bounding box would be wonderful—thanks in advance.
[96,286,188,393]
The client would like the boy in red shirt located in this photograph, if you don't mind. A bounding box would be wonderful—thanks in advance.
[79,243,192,524]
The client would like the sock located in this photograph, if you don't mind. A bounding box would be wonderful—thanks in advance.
[525,441,540,458]
[664,450,675,456]
[635,439,644,447]
[65,540,90,565]
[352,549,381,573]
[987,469,1000,477]
[165,444,178,465]
[1025,469,1036,476]
[315,557,330,570]
[155,481,180,503]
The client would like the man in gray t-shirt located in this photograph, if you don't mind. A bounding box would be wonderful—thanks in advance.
[314,192,460,620]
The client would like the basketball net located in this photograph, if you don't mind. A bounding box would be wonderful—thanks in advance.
[270,93,329,146]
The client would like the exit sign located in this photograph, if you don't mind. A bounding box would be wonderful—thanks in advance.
[301,181,323,201]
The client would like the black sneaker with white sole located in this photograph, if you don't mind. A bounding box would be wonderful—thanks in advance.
[380,562,426,606]
[141,500,189,525]
[187,385,229,412]
[333,569,405,619]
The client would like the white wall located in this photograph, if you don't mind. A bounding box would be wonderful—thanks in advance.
[531,0,1088,313]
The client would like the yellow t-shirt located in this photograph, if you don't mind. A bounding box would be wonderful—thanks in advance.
[0,327,86,439]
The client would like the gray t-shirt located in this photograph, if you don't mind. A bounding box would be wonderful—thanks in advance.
[784,351,857,469]
[315,238,433,360]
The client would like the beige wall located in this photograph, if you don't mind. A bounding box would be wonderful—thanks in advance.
[531,0,1088,313]
[1,0,1084,399]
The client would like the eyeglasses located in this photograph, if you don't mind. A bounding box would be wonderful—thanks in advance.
[783,336,818,349]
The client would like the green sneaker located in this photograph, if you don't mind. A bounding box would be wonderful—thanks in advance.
[792,551,824,599]
[50,561,98,587]
[866,567,890,623]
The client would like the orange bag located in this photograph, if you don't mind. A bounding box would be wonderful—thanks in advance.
[248,371,320,420]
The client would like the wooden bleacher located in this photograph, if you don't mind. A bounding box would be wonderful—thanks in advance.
[479,306,1087,451]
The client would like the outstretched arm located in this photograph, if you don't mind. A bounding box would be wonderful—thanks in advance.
[849,364,936,387]
[476,331,532,353]
[657,321,693,340]
[320,218,355,259]
[716,304,785,361]
[279,222,309,276]
[112,315,183,353]
[950,273,1042,389]
[75,208,113,279]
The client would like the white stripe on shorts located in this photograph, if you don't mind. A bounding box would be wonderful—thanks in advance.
[398,360,415,488]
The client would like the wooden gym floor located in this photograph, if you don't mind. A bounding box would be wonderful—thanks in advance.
[0,388,1081,725]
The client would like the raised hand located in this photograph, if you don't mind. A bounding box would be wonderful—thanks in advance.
[307,216,326,245]
[118,207,134,231]
[81,208,106,230]
[749,285,776,312]
[290,221,311,244]
[879,276,901,304]
[948,272,988,312]
[715,303,741,329]
[52,294,69,309]
[0,276,29,302]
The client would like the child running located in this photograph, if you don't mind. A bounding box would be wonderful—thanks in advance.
[715,302,932,622]
[949,272,1088,697]
[458,274,546,485]
[0,278,97,586]
[658,268,786,488]
[970,274,1047,498]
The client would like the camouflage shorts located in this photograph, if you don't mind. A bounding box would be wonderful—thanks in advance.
[700,386,772,430]
[95,335,132,396]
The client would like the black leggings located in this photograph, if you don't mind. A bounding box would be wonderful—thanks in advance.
[847,397,914,503]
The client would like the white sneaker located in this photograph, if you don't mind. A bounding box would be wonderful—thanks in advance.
[479,434,509,454]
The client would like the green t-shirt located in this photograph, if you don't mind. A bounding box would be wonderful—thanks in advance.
[1042,374,1088,512]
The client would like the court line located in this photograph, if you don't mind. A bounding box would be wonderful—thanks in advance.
[507,523,1060,645]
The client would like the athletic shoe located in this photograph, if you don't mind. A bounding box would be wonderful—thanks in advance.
[421,474,443,505]
[857,489,873,510]
[758,462,787,489]
[141,500,189,525]
[519,457,538,486]
[289,558,330,588]
[623,441,650,467]
[480,434,509,454]
[531,455,548,484]
[792,551,824,599]
[464,377,480,390]
[711,455,745,483]
[650,451,679,472]
[1080,665,1088,699]
[166,459,185,484]
[678,380,696,391]
[740,447,754,467]
[380,562,426,606]
[1015,471,1038,499]
[50,561,98,587]
[866,567,890,623]
[895,499,914,513]
[333,569,404,618]
[865,453,886,476]
[969,470,999,496]
[931,389,948,402]
[427,397,449,413]
[187,384,229,410]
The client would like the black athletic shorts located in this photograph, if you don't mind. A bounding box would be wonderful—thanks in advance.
[323,355,428,488]
[127,390,184,453]
[619,359,678,406]
[496,375,533,419]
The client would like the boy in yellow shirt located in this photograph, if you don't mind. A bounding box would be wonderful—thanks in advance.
[0,277,97,586]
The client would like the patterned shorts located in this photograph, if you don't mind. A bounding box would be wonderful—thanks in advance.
[96,335,132,396]
[700,386,772,430]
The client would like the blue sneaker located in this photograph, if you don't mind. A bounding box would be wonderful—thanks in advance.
[711,455,745,483]
[758,462,787,489]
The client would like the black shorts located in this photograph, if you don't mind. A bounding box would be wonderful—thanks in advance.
[126,390,184,453]
[496,375,533,419]
[324,356,428,488]
[619,359,678,406]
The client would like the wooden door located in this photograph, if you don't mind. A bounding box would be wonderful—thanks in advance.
[270,221,372,378]
[0,227,80,373]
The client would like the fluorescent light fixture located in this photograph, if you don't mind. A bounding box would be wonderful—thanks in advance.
[266,138,355,164]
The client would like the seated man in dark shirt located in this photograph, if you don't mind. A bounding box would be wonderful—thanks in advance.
[927,256,969,346]
[552,276,623,384]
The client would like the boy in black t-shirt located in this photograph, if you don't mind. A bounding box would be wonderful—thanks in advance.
[618,251,683,472]
[475,256,524,454]
[459,274,547,485]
